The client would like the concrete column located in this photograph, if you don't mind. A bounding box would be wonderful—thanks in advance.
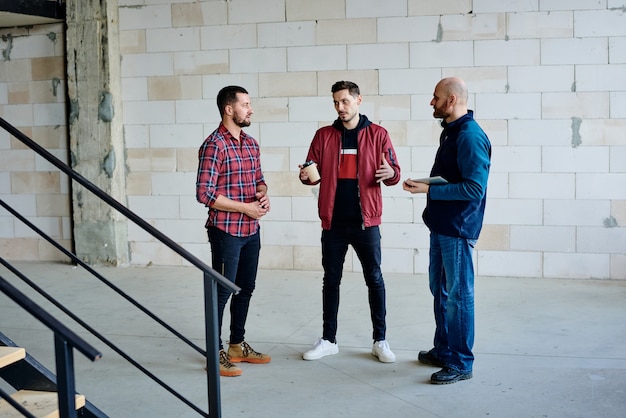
[65,0,128,265]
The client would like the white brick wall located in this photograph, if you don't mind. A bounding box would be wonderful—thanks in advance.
[3,2,625,278]
[116,1,625,278]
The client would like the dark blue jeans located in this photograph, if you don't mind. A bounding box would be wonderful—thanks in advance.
[208,227,260,349]
[321,225,387,343]
[429,232,476,373]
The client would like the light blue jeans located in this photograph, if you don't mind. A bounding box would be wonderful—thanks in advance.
[429,232,476,373]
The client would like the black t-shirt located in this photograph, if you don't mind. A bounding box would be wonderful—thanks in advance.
[332,125,362,227]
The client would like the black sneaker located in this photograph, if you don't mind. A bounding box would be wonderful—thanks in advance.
[418,350,445,367]
[430,367,472,385]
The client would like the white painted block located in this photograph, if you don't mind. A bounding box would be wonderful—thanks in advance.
[575,9,626,37]
[262,220,321,246]
[123,101,176,125]
[510,173,575,199]
[410,41,474,68]
[542,92,609,119]
[381,222,429,248]
[542,146,609,173]
[121,77,148,101]
[380,69,441,95]
[153,219,206,243]
[227,0,285,24]
[149,124,203,149]
[577,226,626,254]
[260,196,291,221]
[119,5,171,31]
[483,198,543,225]
[0,217,14,238]
[544,199,610,227]
[477,250,543,278]
[474,0,538,13]
[381,248,414,274]
[544,253,610,279]
[611,92,626,118]
[576,174,626,199]
[201,74,259,99]
[609,37,626,64]
[542,36,609,65]
[491,146,541,173]
[508,119,573,146]
[377,16,440,42]
[124,125,150,149]
[440,14,506,41]
[259,122,320,148]
[174,50,229,76]
[151,172,196,196]
[540,0,605,11]
[200,24,257,50]
[477,93,541,120]
[231,48,287,73]
[346,0,407,18]
[408,0,473,16]
[475,40,540,66]
[485,172,509,199]
[508,65,574,93]
[146,28,200,53]
[33,103,65,126]
[122,53,174,77]
[507,11,573,39]
[3,104,33,126]
[175,100,217,124]
[258,22,316,47]
[610,146,626,172]
[292,196,320,222]
[288,96,337,122]
[577,65,626,92]
[348,43,409,70]
[511,225,576,252]
[127,195,181,219]
[288,46,347,71]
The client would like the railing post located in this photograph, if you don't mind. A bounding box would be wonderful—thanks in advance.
[54,333,78,418]
[204,272,222,417]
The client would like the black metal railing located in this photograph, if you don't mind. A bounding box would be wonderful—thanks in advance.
[0,275,101,418]
[0,116,240,417]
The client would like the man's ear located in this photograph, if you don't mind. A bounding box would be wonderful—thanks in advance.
[224,104,233,116]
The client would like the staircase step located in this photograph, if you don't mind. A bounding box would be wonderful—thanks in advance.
[0,390,85,418]
[0,347,25,368]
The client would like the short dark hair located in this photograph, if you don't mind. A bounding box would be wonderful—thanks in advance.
[216,85,249,118]
[331,80,360,97]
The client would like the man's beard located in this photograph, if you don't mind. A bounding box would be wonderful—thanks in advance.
[234,114,251,127]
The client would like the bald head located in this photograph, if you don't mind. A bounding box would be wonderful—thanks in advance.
[431,77,469,122]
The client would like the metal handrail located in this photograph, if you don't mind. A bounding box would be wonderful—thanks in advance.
[0,116,239,417]
[0,275,101,418]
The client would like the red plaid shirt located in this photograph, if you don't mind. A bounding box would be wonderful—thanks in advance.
[196,123,266,237]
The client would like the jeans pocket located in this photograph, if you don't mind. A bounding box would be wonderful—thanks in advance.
[467,238,477,249]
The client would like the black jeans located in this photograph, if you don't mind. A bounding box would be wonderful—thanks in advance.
[208,227,260,349]
[321,225,387,343]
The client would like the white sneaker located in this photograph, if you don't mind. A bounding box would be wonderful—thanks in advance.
[302,338,339,360]
[372,340,396,363]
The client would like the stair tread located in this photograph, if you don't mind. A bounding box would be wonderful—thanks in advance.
[0,390,85,418]
[0,347,25,369]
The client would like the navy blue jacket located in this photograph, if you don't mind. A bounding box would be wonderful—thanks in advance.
[423,111,492,239]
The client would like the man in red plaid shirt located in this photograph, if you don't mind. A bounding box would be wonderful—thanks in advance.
[196,85,271,377]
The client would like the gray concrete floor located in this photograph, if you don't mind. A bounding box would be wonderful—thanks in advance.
[1,261,625,418]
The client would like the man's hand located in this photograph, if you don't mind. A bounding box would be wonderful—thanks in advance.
[375,153,394,183]
[402,178,429,194]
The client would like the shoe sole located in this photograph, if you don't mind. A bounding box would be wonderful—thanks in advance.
[430,373,472,385]
[229,357,271,364]
[220,370,243,377]
[302,350,338,360]
[371,352,396,363]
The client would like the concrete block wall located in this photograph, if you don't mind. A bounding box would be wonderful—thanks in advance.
[115,0,625,279]
[0,24,70,261]
[1,1,625,279]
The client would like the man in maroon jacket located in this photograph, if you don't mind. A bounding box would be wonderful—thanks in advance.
[299,81,401,363]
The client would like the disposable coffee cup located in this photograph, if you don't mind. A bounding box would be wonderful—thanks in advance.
[302,160,320,182]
